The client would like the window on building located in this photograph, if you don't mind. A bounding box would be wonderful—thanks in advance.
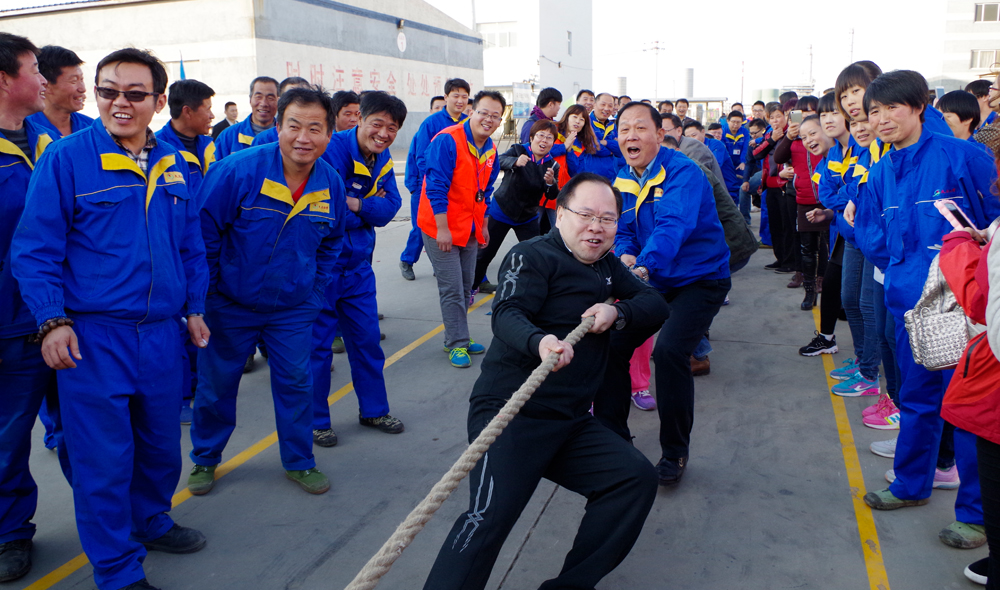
[567,31,572,56]
[976,3,1000,21]
[478,22,517,48]
[972,49,1000,68]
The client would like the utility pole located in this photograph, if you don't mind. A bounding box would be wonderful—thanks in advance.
[849,28,854,63]
[809,44,814,91]
[643,40,667,100]
[741,60,744,105]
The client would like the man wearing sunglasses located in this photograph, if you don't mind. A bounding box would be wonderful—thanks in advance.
[416,90,503,369]
[595,102,731,489]
[12,48,210,590]
[214,75,278,159]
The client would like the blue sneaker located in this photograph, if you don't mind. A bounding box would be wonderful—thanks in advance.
[180,403,193,425]
[831,373,879,397]
[445,340,486,355]
[449,348,472,368]
[830,358,858,381]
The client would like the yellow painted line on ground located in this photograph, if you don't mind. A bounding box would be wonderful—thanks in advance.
[26,294,494,590]
[812,308,891,590]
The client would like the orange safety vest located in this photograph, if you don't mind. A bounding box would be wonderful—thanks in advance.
[541,135,580,210]
[417,123,496,245]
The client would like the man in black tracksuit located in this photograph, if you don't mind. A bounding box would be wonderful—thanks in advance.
[423,173,669,590]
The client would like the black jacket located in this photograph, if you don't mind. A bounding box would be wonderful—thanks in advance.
[471,229,669,419]
[211,119,232,140]
[492,144,559,224]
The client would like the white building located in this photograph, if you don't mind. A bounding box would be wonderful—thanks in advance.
[475,0,592,104]
[0,0,484,158]
[934,0,1000,89]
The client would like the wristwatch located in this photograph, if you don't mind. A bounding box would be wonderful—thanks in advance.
[613,304,627,330]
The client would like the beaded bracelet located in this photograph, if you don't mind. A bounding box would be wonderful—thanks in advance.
[37,317,74,342]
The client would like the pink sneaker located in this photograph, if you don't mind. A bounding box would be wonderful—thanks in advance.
[631,390,656,411]
[863,397,900,430]
[885,465,960,489]
[862,392,891,417]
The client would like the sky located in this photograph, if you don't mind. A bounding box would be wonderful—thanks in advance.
[423,0,948,104]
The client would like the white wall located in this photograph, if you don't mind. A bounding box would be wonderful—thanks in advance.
[938,0,1000,90]
[537,0,592,101]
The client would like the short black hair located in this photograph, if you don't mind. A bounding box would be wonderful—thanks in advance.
[732,102,744,109]
[277,87,335,135]
[683,120,705,133]
[801,114,821,127]
[659,100,674,108]
[662,135,680,149]
[167,79,215,119]
[224,101,236,109]
[618,101,663,128]
[966,79,992,98]
[863,70,929,122]
[707,122,722,131]
[765,101,783,117]
[676,98,689,106]
[472,89,506,112]
[360,90,407,127]
[37,45,83,84]
[0,33,38,78]
[779,90,798,104]
[576,89,595,101]
[619,94,632,102]
[279,76,310,94]
[331,90,360,118]
[249,76,279,96]
[938,89,981,131]
[444,78,470,95]
[727,110,745,120]
[817,93,839,115]
[747,117,768,131]
[835,61,883,118]
[429,95,445,109]
[96,48,168,94]
[753,100,765,107]
[661,112,682,129]
[556,172,622,215]
[797,95,819,112]
[536,87,562,108]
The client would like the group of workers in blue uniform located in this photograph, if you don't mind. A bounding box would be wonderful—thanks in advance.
[0,31,410,590]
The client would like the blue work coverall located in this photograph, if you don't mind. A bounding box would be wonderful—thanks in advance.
[25,110,94,141]
[861,128,1000,523]
[582,111,622,182]
[11,119,208,590]
[311,128,402,428]
[214,115,270,159]
[192,142,346,472]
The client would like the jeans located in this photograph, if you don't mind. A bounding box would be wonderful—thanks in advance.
[857,258,881,381]
[872,276,901,404]
[738,170,761,226]
[841,243,878,380]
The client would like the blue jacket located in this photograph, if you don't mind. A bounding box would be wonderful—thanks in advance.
[978,110,998,132]
[926,104,956,137]
[859,127,1000,319]
[706,136,741,196]
[0,119,54,338]
[320,127,402,271]
[424,120,501,214]
[614,146,731,291]
[11,119,208,327]
[155,122,216,195]
[404,109,466,195]
[25,111,94,141]
[585,112,623,181]
[251,126,278,146]
[215,116,271,159]
[722,127,750,174]
[198,142,346,313]
[815,139,860,247]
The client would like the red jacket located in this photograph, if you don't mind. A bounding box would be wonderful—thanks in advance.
[940,231,1000,445]
[774,136,819,205]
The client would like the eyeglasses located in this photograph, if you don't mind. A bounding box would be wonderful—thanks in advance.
[564,206,617,227]
[476,111,502,122]
[95,86,159,102]
[662,126,678,133]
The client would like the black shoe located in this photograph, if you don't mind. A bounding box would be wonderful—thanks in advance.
[243,354,254,373]
[478,281,497,294]
[140,524,206,554]
[378,313,384,320]
[801,284,816,311]
[117,579,161,590]
[655,456,687,486]
[965,556,988,585]
[799,331,838,356]
[773,267,795,274]
[359,414,405,434]
[0,539,31,583]
[313,428,338,447]
[763,261,782,270]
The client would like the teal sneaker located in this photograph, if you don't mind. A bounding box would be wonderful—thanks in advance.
[285,468,330,494]
[449,348,472,368]
[187,464,217,496]
[445,340,485,355]
[863,488,929,510]
[830,357,858,380]
[831,373,878,397]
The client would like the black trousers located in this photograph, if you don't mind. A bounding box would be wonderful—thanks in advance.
[799,231,827,283]
[423,406,657,590]
[473,216,540,287]
[980,436,1000,590]
[765,189,798,269]
[595,278,730,459]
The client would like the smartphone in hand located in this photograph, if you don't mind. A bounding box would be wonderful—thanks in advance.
[934,198,976,230]
[789,110,803,124]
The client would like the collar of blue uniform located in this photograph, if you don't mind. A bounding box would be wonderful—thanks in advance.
[590,112,614,137]
[344,127,394,197]
[158,121,215,174]
[92,119,183,212]
[614,148,670,212]
[462,120,495,162]
[0,118,52,168]
[258,143,331,222]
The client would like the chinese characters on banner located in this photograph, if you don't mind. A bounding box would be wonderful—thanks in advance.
[284,61,448,100]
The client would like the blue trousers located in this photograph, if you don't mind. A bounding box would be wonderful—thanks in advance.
[39,395,57,449]
[842,243,879,379]
[191,293,320,471]
[400,191,424,265]
[310,264,390,430]
[889,316,982,523]
[58,317,182,590]
[0,335,68,544]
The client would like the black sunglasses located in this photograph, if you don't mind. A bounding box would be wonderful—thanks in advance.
[95,86,159,102]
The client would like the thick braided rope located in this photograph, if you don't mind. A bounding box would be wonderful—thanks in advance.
[344,314,598,590]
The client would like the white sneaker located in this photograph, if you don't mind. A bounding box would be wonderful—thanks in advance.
[870,438,897,459]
